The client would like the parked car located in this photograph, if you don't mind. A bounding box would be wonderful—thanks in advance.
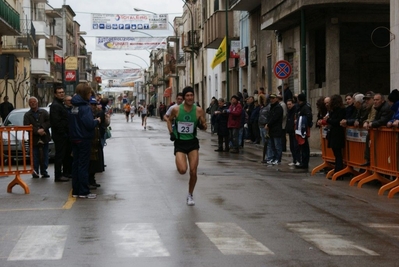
[1,107,55,161]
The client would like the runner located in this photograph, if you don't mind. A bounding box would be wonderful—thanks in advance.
[124,103,131,122]
[166,86,207,206]
[139,103,148,130]
[130,104,136,122]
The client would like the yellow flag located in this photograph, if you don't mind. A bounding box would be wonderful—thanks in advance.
[211,37,227,69]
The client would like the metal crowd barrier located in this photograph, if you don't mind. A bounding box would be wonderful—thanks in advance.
[0,126,34,194]
[312,126,399,198]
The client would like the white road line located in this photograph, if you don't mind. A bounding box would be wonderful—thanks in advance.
[112,223,170,257]
[365,223,399,239]
[287,222,379,256]
[7,225,69,261]
[196,222,274,255]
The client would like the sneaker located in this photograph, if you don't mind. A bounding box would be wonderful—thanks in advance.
[272,160,280,165]
[32,174,39,178]
[295,162,301,166]
[288,162,296,166]
[72,194,78,198]
[41,174,50,178]
[78,194,97,199]
[266,160,274,165]
[186,194,195,206]
[144,126,146,130]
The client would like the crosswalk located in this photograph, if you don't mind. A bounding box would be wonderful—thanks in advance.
[1,222,394,261]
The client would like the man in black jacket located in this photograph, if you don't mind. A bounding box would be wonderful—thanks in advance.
[295,93,312,169]
[265,94,283,165]
[50,87,70,182]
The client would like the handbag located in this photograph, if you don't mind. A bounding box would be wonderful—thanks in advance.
[105,127,112,139]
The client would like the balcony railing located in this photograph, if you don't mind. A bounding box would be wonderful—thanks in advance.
[31,59,50,76]
[203,10,234,49]
[46,35,63,50]
[176,53,186,68]
[0,0,20,35]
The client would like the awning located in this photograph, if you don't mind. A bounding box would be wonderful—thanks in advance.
[163,87,172,97]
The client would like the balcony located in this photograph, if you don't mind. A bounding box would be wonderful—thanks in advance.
[46,35,63,50]
[229,0,260,12]
[0,0,20,35]
[182,30,201,52]
[79,72,88,82]
[31,59,50,76]
[203,10,234,49]
[2,42,33,57]
[176,53,186,69]
[32,20,49,39]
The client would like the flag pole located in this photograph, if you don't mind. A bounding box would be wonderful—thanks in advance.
[225,0,230,100]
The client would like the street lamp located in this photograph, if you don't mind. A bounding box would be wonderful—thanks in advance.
[134,7,179,92]
[125,53,150,67]
[124,61,145,69]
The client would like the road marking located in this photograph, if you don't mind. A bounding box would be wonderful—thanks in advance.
[365,223,399,239]
[7,225,69,261]
[112,223,170,257]
[196,222,274,255]
[62,190,76,209]
[287,222,379,256]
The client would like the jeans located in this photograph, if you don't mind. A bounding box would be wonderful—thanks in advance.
[332,146,344,172]
[298,137,310,167]
[53,137,67,179]
[259,127,266,146]
[268,137,282,162]
[33,143,49,175]
[238,127,244,147]
[71,140,91,196]
[229,128,240,149]
[288,133,299,163]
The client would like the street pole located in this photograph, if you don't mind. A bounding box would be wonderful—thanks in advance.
[225,0,230,100]
[182,0,195,89]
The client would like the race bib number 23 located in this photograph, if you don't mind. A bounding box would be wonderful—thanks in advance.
[177,121,194,134]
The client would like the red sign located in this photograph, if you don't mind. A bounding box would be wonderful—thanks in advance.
[65,70,76,81]
[274,60,292,79]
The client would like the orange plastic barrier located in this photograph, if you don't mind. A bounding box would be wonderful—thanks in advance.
[311,127,335,177]
[314,126,399,198]
[0,126,34,194]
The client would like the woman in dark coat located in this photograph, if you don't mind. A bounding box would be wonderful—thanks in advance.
[322,94,346,173]
[214,98,230,152]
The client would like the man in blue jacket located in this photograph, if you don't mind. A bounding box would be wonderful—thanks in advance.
[68,83,101,199]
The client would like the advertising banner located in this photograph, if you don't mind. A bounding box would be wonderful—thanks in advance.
[230,40,240,58]
[96,69,142,87]
[65,56,78,70]
[92,13,169,31]
[95,37,167,50]
[65,70,76,82]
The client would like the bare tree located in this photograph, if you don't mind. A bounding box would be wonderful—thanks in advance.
[8,68,30,108]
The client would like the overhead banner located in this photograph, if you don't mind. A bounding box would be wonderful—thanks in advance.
[96,37,167,50]
[92,13,169,31]
[97,68,142,87]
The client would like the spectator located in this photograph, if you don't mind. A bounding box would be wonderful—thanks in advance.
[362,93,394,166]
[244,96,255,143]
[265,94,283,165]
[214,98,230,152]
[50,86,70,182]
[286,99,299,166]
[295,93,312,169]
[242,88,248,100]
[283,83,293,104]
[0,96,14,122]
[227,95,243,153]
[345,93,356,119]
[321,95,346,174]
[250,100,260,144]
[24,97,51,179]
[315,96,327,127]
[207,97,218,134]
[277,95,287,152]
[159,102,166,121]
[341,94,364,127]
[68,83,101,199]
[387,89,399,128]
[258,94,271,163]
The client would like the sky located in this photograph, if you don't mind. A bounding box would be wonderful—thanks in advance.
[47,0,185,70]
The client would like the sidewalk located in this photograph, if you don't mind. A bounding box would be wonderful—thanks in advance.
[205,123,322,158]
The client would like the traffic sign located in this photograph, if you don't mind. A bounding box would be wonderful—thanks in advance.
[274,60,292,79]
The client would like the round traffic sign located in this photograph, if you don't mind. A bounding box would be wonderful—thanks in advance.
[274,60,292,79]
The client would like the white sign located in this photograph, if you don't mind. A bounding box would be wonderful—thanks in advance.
[95,37,167,50]
[92,13,169,31]
[96,69,143,87]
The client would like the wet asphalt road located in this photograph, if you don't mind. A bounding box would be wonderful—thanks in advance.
[0,113,399,267]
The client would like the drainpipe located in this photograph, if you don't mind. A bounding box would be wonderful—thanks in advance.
[300,9,307,98]
[225,0,230,100]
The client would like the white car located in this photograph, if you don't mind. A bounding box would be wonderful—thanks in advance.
[1,107,56,161]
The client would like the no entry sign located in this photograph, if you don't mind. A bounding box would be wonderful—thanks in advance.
[274,60,292,79]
